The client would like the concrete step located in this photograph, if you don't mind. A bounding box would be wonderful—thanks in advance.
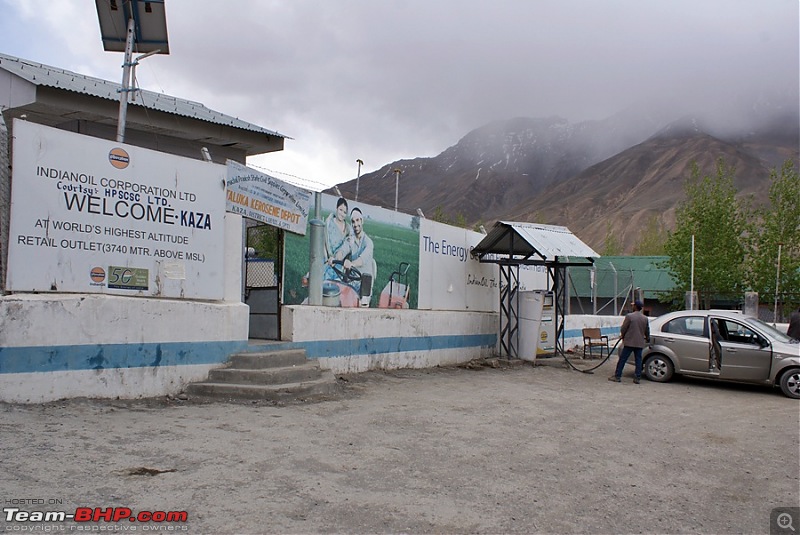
[208,362,323,385]
[229,349,308,369]
[185,347,341,403]
[186,373,341,401]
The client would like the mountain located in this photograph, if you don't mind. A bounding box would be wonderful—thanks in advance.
[331,107,799,254]
[505,125,770,252]
[335,110,671,219]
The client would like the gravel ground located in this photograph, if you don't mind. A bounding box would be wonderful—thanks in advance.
[1,358,798,534]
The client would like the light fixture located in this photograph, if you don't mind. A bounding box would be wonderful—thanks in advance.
[355,159,363,201]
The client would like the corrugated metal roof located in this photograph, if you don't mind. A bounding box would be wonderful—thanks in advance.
[569,256,676,298]
[0,52,287,138]
[472,221,598,264]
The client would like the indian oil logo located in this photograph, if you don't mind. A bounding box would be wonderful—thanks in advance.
[90,267,106,283]
[108,147,130,169]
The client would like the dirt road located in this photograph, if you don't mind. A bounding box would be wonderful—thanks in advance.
[2,359,798,534]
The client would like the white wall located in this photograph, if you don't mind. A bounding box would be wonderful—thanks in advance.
[563,314,626,350]
[0,214,248,403]
[417,219,549,311]
[281,305,498,374]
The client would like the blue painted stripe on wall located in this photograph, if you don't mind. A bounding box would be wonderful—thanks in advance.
[0,340,248,375]
[563,326,619,339]
[0,333,497,374]
[245,333,497,359]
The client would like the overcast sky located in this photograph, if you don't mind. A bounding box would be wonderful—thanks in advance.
[1,0,797,190]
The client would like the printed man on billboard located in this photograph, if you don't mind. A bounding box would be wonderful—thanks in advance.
[336,207,374,298]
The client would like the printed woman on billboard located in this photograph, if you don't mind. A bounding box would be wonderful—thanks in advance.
[324,206,376,307]
[325,197,351,263]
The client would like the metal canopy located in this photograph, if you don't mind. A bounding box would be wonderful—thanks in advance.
[96,0,170,54]
[472,221,598,361]
[472,221,598,265]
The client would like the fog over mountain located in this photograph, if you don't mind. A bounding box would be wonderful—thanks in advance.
[2,1,796,188]
[333,95,799,253]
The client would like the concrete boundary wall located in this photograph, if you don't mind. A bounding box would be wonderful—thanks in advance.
[0,215,249,403]
[563,314,626,350]
[267,311,627,373]
[280,305,498,374]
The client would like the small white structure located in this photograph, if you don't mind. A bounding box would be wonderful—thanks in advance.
[0,53,286,403]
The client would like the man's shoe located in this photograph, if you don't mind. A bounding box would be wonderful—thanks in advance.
[608,376,621,382]
[633,377,641,384]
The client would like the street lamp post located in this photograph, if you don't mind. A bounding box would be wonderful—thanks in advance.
[392,168,402,211]
[355,159,363,201]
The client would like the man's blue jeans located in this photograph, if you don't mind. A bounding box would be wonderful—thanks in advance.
[614,346,643,379]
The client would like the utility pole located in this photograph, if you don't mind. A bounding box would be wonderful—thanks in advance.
[116,17,136,143]
[96,2,168,143]
[774,243,783,322]
[393,168,402,211]
[355,159,363,201]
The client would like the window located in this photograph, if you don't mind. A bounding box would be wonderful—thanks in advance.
[663,316,707,338]
[717,319,762,346]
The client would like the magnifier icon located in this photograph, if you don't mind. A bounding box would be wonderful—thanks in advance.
[778,512,795,532]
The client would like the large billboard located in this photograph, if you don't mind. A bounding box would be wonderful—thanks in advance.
[282,193,549,312]
[283,194,420,308]
[418,219,549,312]
[418,219,497,311]
[6,120,227,299]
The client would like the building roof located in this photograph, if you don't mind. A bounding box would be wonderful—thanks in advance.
[0,52,286,138]
[569,256,676,299]
[0,52,287,157]
[472,221,598,266]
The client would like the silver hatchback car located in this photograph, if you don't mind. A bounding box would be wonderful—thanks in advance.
[642,310,800,399]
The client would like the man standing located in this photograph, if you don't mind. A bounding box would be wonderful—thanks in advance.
[788,307,800,341]
[609,300,650,384]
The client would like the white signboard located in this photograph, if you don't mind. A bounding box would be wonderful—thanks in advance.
[418,220,498,311]
[418,220,549,311]
[226,161,312,235]
[6,120,227,299]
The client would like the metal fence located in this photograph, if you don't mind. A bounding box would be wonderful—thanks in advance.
[246,259,278,288]
[245,224,281,288]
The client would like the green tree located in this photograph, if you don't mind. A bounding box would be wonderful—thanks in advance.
[632,214,668,256]
[529,211,546,224]
[431,205,450,225]
[601,221,622,255]
[430,206,469,229]
[663,159,751,308]
[747,160,800,313]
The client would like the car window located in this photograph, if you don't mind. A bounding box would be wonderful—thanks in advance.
[747,318,793,343]
[717,319,763,346]
[662,316,707,338]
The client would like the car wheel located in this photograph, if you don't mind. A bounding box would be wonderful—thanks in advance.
[644,354,674,383]
[779,369,800,399]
